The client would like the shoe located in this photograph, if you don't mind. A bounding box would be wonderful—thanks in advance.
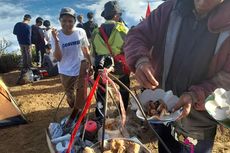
[16,79,26,85]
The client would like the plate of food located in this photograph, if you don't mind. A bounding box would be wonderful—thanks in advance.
[84,138,150,153]
[131,89,182,124]
[205,88,230,128]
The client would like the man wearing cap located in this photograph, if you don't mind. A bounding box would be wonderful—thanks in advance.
[31,17,45,66]
[83,12,98,41]
[91,1,130,118]
[76,15,84,29]
[51,7,92,109]
[124,0,229,152]
[13,14,32,85]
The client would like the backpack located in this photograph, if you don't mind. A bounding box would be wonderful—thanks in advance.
[99,26,130,75]
[31,25,44,45]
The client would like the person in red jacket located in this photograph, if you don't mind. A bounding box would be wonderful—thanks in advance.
[124,0,229,152]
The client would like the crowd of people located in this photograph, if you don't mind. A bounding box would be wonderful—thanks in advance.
[13,0,230,153]
[13,10,97,84]
[13,15,58,84]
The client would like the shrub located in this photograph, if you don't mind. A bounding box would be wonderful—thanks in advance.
[0,53,21,73]
[31,45,37,62]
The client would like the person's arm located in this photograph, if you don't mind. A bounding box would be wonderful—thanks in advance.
[80,30,93,74]
[51,28,62,61]
[124,1,174,89]
[82,46,92,66]
[208,0,230,33]
[28,26,32,45]
[39,28,45,39]
[13,23,18,35]
[82,46,93,75]
[24,25,31,45]
[124,1,173,71]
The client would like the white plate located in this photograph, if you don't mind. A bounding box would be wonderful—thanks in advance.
[205,89,230,128]
[131,89,182,123]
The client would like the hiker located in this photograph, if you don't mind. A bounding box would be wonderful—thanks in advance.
[76,15,84,28]
[13,14,32,84]
[83,12,98,41]
[41,44,58,76]
[31,17,46,66]
[43,20,52,45]
[124,0,230,153]
[51,7,92,109]
[91,1,130,118]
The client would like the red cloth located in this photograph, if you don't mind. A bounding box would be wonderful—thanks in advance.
[146,2,151,18]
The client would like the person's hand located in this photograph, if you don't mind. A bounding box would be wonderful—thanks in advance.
[173,93,193,120]
[51,28,59,42]
[135,62,159,89]
[218,125,225,135]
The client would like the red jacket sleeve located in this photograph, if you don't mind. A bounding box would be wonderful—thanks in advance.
[124,1,174,72]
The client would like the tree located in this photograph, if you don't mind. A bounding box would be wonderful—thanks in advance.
[0,38,12,56]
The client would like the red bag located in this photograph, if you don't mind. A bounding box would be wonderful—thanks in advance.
[113,54,130,75]
[99,26,130,75]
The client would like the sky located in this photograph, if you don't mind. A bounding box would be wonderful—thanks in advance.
[0,0,164,52]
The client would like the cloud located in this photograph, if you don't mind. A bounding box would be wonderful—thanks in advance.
[0,2,26,19]
[0,2,29,52]
[120,0,164,26]
[2,0,164,52]
[0,2,60,53]
[75,0,164,27]
[75,0,108,25]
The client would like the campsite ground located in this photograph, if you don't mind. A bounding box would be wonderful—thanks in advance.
[0,71,230,153]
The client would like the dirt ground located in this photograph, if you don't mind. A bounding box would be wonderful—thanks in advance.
[0,71,230,153]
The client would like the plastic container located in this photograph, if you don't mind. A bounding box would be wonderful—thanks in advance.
[85,120,97,133]
[84,120,98,141]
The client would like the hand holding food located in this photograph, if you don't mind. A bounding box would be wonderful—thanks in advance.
[173,93,193,120]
